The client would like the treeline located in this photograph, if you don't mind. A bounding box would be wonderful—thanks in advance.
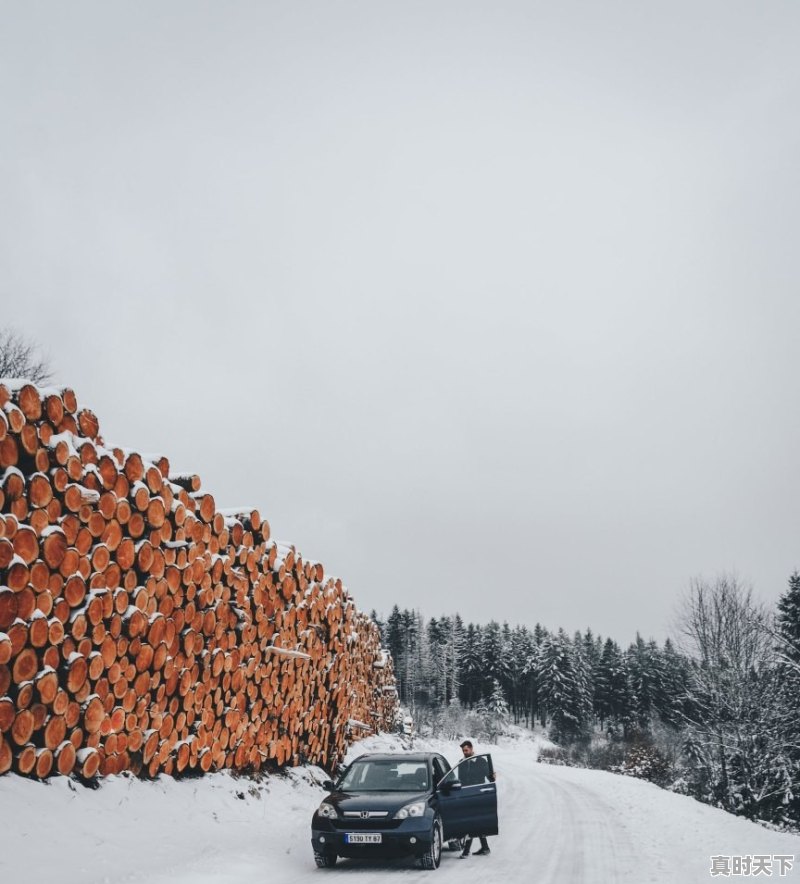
[374,572,800,829]
[372,608,689,741]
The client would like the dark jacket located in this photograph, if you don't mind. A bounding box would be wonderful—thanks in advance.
[460,755,491,787]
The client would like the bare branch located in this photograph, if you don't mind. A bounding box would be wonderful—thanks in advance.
[0,327,53,384]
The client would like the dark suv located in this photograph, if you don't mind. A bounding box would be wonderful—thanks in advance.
[310,751,498,870]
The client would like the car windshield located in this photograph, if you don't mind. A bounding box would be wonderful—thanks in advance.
[338,759,429,792]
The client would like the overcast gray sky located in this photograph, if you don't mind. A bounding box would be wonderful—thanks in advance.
[2,1,799,644]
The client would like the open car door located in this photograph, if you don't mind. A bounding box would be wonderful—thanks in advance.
[437,753,498,840]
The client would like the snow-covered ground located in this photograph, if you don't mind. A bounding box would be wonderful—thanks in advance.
[1,731,799,883]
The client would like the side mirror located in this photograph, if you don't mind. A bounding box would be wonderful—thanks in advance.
[322,780,335,792]
[439,780,462,793]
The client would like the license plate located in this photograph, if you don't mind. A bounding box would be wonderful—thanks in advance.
[345,833,382,844]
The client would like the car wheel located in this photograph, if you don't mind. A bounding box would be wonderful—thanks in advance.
[420,816,442,870]
[313,849,338,868]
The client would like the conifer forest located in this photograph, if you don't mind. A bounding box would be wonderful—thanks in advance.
[375,572,800,829]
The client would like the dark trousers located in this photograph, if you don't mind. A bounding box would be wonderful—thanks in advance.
[462,835,489,854]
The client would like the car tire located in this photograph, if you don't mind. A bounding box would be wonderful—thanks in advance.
[313,849,338,868]
[420,816,442,870]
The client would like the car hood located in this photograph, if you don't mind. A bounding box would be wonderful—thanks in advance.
[325,790,429,813]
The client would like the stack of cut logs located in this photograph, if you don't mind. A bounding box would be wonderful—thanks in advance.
[0,381,396,781]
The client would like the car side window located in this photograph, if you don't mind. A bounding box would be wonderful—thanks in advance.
[445,753,493,788]
[440,764,460,787]
[432,756,447,784]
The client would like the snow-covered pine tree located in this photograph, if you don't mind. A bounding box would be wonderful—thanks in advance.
[773,571,800,821]
[595,638,627,731]
[582,628,602,708]
[509,625,535,724]
[425,616,447,706]
[522,634,543,726]
[385,605,405,696]
[539,629,589,743]
[572,630,594,738]
[501,621,514,701]
[626,633,660,732]
[460,623,484,707]
[777,571,800,668]
[483,677,510,742]
[447,613,465,704]
[413,610,428,709]
[656,637,689,727]
[396,608,420,707]
[481,620,511,700]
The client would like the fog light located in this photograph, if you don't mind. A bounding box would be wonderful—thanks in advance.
[410,837,417,844]
[319,836,326,844]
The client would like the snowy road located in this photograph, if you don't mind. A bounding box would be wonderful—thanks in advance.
[2,733,799,883]
[501,756,637,884]
[264,747,640,883]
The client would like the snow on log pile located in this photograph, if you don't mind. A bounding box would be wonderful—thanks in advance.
[0,380,397,781]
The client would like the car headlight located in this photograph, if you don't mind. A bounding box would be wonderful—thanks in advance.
[394,801,426,820]
[317,802,337,819]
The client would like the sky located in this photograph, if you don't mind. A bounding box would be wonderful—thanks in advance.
[1,1,799,645]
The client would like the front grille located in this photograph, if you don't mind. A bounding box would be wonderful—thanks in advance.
[333,818,402,830]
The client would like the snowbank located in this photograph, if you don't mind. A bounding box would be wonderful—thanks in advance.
[1,730,798,884]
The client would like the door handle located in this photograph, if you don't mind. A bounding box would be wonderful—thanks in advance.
[480,787,494,792]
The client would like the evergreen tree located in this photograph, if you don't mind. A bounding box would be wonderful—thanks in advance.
[777,571,800,668]
[521,638,542,726]
[385,606,405,697]
[481,620,510,696]
[595,638,635,733]
[656,637,689,726]
[500,622,514,698]
[509,625,535,724]
[395,608,420,706]
[460,623,484,707]
[385,606,403,666]
[582,627,602,709]
[425,616,447,705]
[370,609,385,644]
[774,572,800,820]
[626,633,660,731]
[412,610,428,707]
[483,678,509,742]
[447,614,465,704]
[539,630,589,743]
[571,630,594,737]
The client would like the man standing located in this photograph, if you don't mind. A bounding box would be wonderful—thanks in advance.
[458,739,495,857]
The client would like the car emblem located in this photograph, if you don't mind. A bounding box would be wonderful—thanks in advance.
[360,811,370,819]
